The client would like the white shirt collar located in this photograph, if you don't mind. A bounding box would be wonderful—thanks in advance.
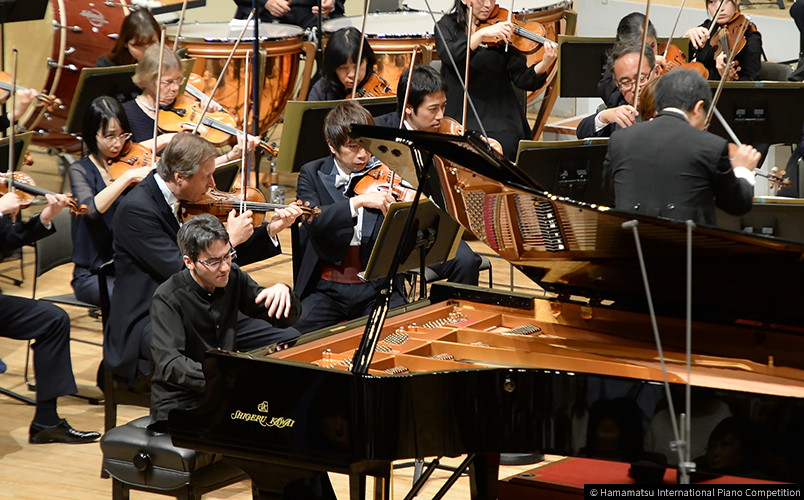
[153,172,178,208]
[661,107,691,123]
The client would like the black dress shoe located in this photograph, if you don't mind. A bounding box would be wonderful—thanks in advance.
[29,418,101,444]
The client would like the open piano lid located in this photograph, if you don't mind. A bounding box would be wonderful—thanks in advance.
[351,124,804,329]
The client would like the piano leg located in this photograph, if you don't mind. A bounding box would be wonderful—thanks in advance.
[225,459,336,500]
[348,463,392,500]
[469,453,501,500]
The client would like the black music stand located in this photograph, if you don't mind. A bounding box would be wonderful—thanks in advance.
[0,130,31,173]
[516,139,613,207]
[64,65,139,136]
[360,199,461,300]
[275,97,397,173]
[149,0,206,15]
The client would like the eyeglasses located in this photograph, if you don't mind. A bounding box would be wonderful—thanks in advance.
[197,246,237,269]
[616,73,651,91]
[160,77,186,88]
[97,132,132,144]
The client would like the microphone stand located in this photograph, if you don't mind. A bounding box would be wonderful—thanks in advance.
[316,0,324,70]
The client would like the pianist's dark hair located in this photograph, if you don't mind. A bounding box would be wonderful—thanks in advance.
[323,101,375,149]
[396,64,448,116]
[157,132,217,181]
[616,12,658,43]
[654,69,712,112]
[320,27,377,98]
[82,96,132,157]
[606,40,656,78]
[178,213,230,262]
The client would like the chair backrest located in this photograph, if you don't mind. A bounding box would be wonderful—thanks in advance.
[34,209,74,278]
[97,259,115,329]
[759,61,792,81]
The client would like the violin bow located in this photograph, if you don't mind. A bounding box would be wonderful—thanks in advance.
[7,48,18,193]
[704,16,750,129]
[506,0,514,53]
[240,50,251,213]
[350,0,373,100]
[632,0,652,113]
[172,0,190,52]
[398,45,423,129]
[663,0,687,60]
[462,5,474,129]
[192,9,256,136]
[152,27,167,167]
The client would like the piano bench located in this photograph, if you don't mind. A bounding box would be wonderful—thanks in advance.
[100,416,247,500]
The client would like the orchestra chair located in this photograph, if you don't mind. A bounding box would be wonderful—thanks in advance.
[100,416,247,500]
[759,61,793,81]
[406,255,493,301]
[97,260,150,433]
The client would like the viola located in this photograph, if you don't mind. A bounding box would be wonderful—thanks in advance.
[350,161,417,202]
[157,95,279,157]
[0,172,88,215]
[355,73,395,98]
[478,6,551,55]
[107,141,156,181]
[180,187,321,226]
[658,43,708,78]
[709,13,757,81]
[0,71,61,111]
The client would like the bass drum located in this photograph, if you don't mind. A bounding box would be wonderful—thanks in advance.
[9,0,129,149]
[322,12,436,94]
[169,22,314,137]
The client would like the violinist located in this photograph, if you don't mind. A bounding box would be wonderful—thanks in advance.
[107,132,303,387]
[597,13,666,108]
[683,0,762,81]
[577,41,657,139]
[0,191,101,444]
[307,27,390,101]
[603,69,759,227]
[124,46,257,163]
[374,65,484,286]
[435,0,557,160]
[96,9,160,67]
[293,102,407,334]
[67,96,152,306]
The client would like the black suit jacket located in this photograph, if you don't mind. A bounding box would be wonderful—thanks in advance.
[373,112,402,129]
[576,94,629,139]
[603,111,753,226]
[233,0,344,29]
[107,172,280,383]
[0,214,53,255]
[294,156,385,298]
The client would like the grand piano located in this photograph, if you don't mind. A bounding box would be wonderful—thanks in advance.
[169,126,804,499]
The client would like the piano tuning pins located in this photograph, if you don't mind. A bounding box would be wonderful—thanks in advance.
[381,332,409,344]
[385,366,409,375]
[429,353,455,361]
[320,349,333,368]
[502,324,542,335]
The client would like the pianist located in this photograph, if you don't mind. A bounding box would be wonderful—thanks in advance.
[149,214,300,431]
[603,69,759,226]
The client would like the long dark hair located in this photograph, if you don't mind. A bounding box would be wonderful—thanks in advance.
[81,96,132,157]
[451,0,471,30]
[103,9,160,66]
[321,27,377,96]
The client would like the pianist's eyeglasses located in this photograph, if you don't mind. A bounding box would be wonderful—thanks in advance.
[197,246,237,269]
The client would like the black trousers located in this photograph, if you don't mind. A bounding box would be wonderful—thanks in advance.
[0,295,77,401]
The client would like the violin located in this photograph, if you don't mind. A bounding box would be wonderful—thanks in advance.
[438,116,504,155]
[478,6,551,55]
[180,187,321,226]
[709,13,756,81]
[157,95,279,157]
[350,161,417,202]
[355,73,395,98]
[725,143,790,193]
[0,71,61,111]
[0,172,88,215]
[658,43,708,78]
[107,141,156,181]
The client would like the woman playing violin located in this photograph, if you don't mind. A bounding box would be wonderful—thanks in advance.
[123,46,257,164]
[67,96,152,306]
[307,27,391,101]
[96,9,160,68]
[684,0,762,81]
[435,0,558,160]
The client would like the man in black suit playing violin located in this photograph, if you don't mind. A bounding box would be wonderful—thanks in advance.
[0,191,101,444]
[603,69,759,226]
[107,132,303,387]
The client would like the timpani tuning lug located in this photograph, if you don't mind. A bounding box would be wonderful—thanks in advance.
[47,59,78,72]
[52,20,82,33]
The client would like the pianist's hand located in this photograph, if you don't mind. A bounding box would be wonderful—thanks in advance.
[256,283,294,319]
